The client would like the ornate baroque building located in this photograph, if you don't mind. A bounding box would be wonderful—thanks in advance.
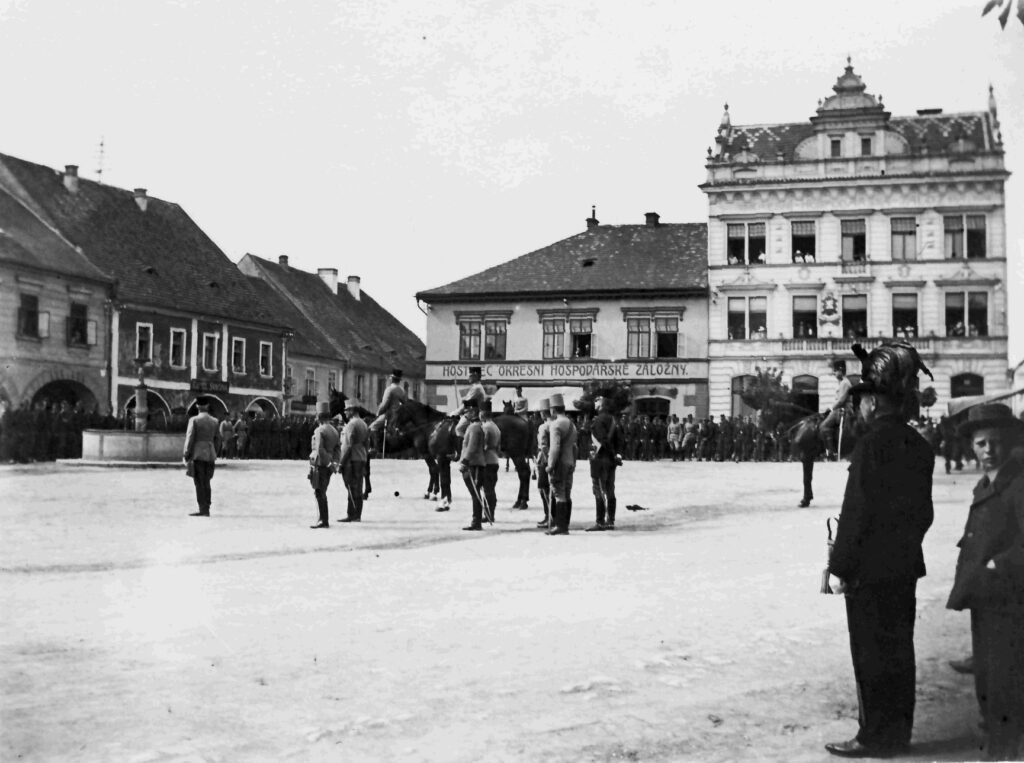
[702,61,1010,417]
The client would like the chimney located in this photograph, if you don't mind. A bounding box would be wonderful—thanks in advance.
[133,188,148,212]
[63,165,79,194]
[645,212,660,227]
[347,275,361,301]
[278,254,289,267]
[318,267,339,294]
[586,204,599,230]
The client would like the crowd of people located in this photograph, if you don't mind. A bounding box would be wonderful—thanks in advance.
[0,401,123,462]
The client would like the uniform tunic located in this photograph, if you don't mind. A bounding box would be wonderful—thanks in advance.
[340,416,369,519]
[309,420,341,524]
[184,411,221,514]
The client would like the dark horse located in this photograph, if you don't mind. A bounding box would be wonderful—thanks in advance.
[393,399,535,511]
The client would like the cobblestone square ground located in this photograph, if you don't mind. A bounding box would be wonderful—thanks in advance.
[0,458,988,762]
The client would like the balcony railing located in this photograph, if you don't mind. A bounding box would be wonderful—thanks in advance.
[839,260,869,275]
[714,334,1005,357]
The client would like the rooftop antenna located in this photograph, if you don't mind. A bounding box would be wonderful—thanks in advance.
[95,136,105,184]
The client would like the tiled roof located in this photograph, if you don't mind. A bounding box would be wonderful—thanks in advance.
[239,254,425,377]
[720,123,816,163]
[416,222,708,300]
[718,112,997,163]
[0,153,286,329]
[0,187,112,283]
[245,276,337,361]
[888,113,995,155]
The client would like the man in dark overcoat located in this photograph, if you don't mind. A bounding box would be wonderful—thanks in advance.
[586,395,625,531]
[826,341,935,758]
[946,403,1024,761]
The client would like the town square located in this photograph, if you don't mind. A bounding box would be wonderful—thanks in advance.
[2,0,1023,761]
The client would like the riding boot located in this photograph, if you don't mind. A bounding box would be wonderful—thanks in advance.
[546,501,569,535]
[606,498,616,530]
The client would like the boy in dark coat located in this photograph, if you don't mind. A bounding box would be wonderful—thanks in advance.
[946,403,1024,761]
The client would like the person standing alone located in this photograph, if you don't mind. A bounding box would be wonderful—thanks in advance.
[826,341,935,758]
[183,400,221,517]
[587,395,624,531]
[308,401,341,529]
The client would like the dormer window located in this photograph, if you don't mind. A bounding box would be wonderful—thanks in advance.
[830,138,842,158]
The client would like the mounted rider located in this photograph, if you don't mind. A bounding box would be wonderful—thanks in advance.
[821,359,853,460]
[369,368,406,451]
[454,366,488,438]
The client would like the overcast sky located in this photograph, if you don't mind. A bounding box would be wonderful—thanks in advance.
[2,0,1021,364]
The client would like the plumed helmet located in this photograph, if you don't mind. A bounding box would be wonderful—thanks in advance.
[850,340,934,419]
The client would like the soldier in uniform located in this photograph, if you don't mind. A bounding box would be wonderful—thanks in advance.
[534,398,553,528]
[183,400,222,517]
[458,400,486,531]
[826,341,935,758]
[512,386,529,419]
[587,395,625,531]
[339,400,370,522]
[479,400,501,517]
[545,393,577,536]
[369,369,407,453]
[455,366,488,438]
[308,401,341,529]
[821,359,853,461]
[946,404,1024,761]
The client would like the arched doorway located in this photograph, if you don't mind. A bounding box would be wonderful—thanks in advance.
[246,397,279,419]
[124,390,173,430]
[186,395,228,419]
[31,379,98,411]
[951,373,984,398]
[791,375,820,416]
[731,375,756,417]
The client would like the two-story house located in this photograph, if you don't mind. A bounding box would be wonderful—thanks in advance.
[0,153,291,422]
[415,212,709,419]
[238,254,426,412]
[0,180,113,411]
[702,60,1009,416]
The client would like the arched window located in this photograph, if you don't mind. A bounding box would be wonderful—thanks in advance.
[951,373,984,398]
[731,375,757,417]
[792,375,820,416]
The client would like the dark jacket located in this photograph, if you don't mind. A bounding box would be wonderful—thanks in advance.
[590,411,624,461]
[946,455,1024,613]
[829,413,934,584]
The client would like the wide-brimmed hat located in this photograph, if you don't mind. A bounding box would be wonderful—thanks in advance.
[316,401,331,416]
[343,398,362,410]
[390,368,403,379]
[536,397,550,412]
[549,393,565,409]
[468,366,482,377]
[957,403,1024,440]
[463,398,478,408]
[479,399,492,414]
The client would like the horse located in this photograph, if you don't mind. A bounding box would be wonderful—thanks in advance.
[394,399,536,511]
[777,400,862,507]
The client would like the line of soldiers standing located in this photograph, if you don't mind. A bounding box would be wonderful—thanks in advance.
[458,392,625,535]
[0,401,120,462]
